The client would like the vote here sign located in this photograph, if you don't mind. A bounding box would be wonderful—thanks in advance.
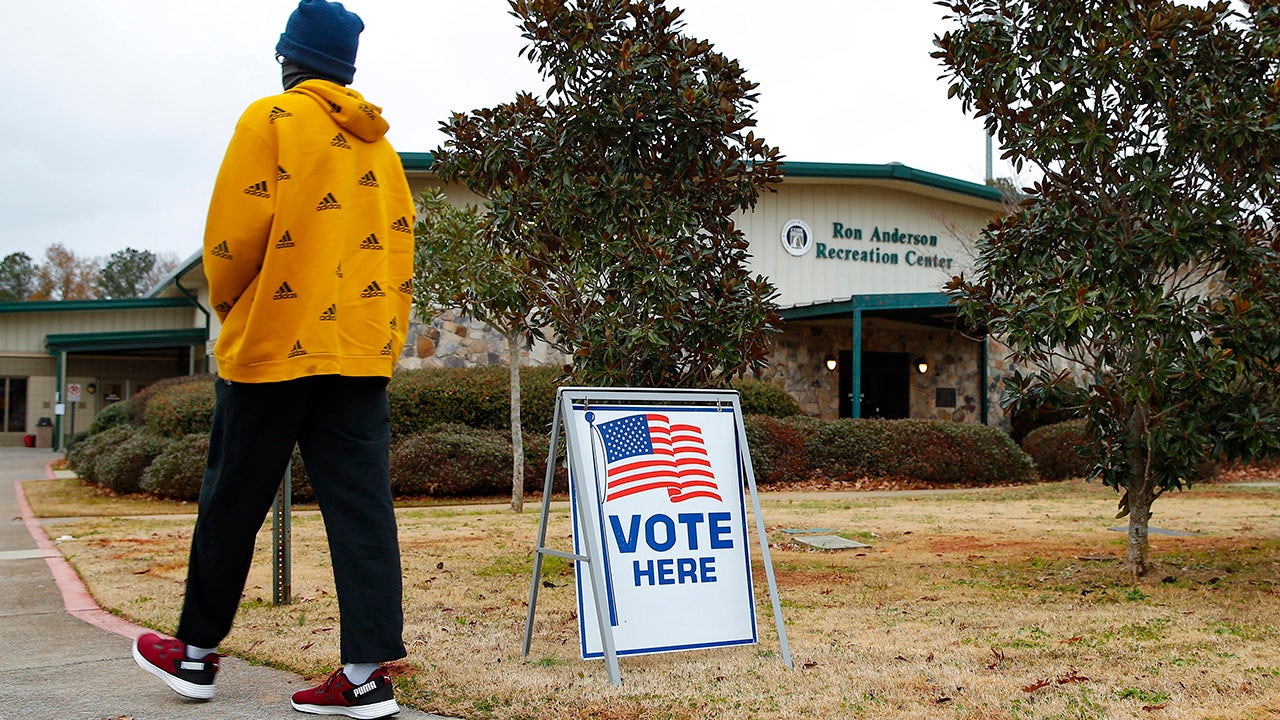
[568,402,757,659]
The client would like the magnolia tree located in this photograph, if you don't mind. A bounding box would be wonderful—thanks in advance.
[413,189,540,512]
[936,0,1280,576]
[432,0,784,389]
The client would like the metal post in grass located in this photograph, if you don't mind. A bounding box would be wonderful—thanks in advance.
[272,462,291,606]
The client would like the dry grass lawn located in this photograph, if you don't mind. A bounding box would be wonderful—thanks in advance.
[25,476,1280,720]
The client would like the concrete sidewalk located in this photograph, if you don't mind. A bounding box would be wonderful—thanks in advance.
[0,446,449,720]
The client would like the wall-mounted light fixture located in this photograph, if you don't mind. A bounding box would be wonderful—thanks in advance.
[825,355,838,371]
[915,356,929,374]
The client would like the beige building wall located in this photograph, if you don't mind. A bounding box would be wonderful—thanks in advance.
[740,180,993,307]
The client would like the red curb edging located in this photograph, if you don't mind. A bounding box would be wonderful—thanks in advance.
[16,473,147,641]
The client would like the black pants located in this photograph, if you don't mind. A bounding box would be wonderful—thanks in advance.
[176,375,405,664]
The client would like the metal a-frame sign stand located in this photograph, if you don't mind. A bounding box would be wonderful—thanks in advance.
[522,387,792,686]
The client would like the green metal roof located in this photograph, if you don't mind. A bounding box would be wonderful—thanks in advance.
[779,293,953,321]
[396,152,1001,203]
[0,297,190,315]
[400,152,435,172]
[780,162,1003,204]
[146,249,204,297]
[46,327,208,354]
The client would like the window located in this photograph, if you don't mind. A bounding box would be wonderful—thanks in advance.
[936,387,957,409]
[1,378,28,432]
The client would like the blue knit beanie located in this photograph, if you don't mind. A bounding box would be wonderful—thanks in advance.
[276,0,363,86]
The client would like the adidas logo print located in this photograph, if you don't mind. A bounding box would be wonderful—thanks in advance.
[397,279,413,294]
[214,302,232,314]
[361,281,386,298]
[360,233,383,251]
[277,165,291,181]
[211,242,233,260]
[358,103,376,120]
[288,340,307,358]
[381,341,393,356]
[276,231,295,249]
[391,216,412,234]
[331,133,352,149]
[268,106,292,123]
[273,282,298,300]
[335,261,343,278]
[319,304,337,321]
[243,180,270,198]
[328,101,342,114]
[389,317,398,331]
[358,171,379,187]
[317,193,342,211]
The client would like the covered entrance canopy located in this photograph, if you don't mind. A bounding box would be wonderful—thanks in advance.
[0,298,208,449]
[779,292,989,423]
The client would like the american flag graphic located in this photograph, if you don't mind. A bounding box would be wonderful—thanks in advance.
[596,413,722,503]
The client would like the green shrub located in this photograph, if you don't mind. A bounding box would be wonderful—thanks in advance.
[1022,419,1091,481]
[95,430,172,495]
[141,433,208,501]
[520,430,568,495]
[127,374,214,427]
[785,418,1035,486]
[69,424,135,484]
[732,379,803,418]
[390,425,512,497]
[389,365,562,437]
[289,446,314,504]
[87,401,129,435]
[144,438,312,503]
[1007,383,1086,443]
[144,379,216,438]
[743,415,811,484]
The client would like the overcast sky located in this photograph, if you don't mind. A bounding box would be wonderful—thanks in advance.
[0,0,1013,263]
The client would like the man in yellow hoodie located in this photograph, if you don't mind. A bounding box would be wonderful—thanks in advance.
[133,2,412,717]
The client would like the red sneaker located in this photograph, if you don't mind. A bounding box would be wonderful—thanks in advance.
[291,666,399,718]
[131,632,219,700]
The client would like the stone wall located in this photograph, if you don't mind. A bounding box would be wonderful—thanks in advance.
[396,309,568,371]
[762,324,847,418]
[760,320,1013,429]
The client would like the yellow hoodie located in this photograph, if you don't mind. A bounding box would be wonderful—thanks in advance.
[204,80,414,383]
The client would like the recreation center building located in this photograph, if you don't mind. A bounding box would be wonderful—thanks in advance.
[0,156,1011,448]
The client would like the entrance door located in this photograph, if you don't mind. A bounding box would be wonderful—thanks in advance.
[860,351,910,419]
[838,350,853,418]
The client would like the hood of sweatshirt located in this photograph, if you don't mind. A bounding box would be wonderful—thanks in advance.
[287,79,390,143]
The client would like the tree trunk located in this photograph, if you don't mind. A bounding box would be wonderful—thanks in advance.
[1124,403,1153,578]
[508,332,525,513]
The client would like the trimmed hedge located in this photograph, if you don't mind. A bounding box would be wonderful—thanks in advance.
[141,433,208,501]
[69,424,135,484]
[389,424,565,498]
[1022,419,1091,481]
[388,367,807,439]
[95,431,173,495]
[389,366,561,437]
[144,379,216,438]
[127,374,214,427]
[747,417,1036,487]
[87,401,129,435]
[732,379,803,418]
[390,425,512,497]
[743,415,811,484]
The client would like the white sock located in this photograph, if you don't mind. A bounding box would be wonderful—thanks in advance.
[185,644,216,660]
[344,663,379,685]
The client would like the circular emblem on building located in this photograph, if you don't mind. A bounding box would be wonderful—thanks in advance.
[780,219,813,257]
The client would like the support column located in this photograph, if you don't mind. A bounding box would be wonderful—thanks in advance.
[54,350,66,452]
[850,308,863,420]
